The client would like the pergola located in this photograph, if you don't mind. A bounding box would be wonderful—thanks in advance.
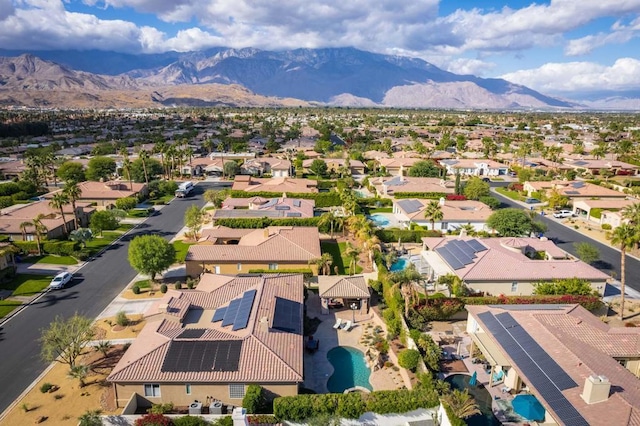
[318,275,370,315]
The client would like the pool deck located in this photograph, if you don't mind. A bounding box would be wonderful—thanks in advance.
[304,292,409,393]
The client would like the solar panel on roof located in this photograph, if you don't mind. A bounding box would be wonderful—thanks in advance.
[565,191,579,195]
[286,212,302,217]
[293,200,301,207]
[177,329,206,339]
[447,244,474,264]
[466,239,487,252]
[212,307,227,322]
[275,205,290,210]
[272,297,302,333]
[232,289,257,331]
[161,340,242,372]
[435,247,465,270]
[222,299,241,327]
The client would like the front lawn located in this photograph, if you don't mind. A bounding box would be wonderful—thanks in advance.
[21,255,77,265]
[85,231,121,256]
[0,300,22,318]
[149,194,174,204]
[321,241,363,275]
[116,223,135,232]
[0,274,54,297]
[368,207,393,214]
[173,240,195,263]
[495,187,524,201]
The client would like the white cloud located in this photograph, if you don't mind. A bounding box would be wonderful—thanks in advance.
[500,58,640,92]
[565,17,640,56]
[445,58,496,76]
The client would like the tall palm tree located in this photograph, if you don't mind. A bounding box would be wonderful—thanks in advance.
[63,182,82,229]
[441,389,481,419]
[424,200,444,231]
[621,202,640,225]
[390,264,422,317]
[19,221,33,241]
[363,235,382,267]
[345,243,361,275]
[153,140,168,179]
[49,193,70,236]
[309,253,333,276]
[319,212,338,238]
[138,149,150,184]
[29,214,48,256]
[610,223,639,320]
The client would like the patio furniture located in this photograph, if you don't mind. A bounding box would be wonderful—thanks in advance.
[501,385,511,394]
[341,320,353,332]
[333,318,343,329]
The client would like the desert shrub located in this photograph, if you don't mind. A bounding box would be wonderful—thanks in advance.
[397,349,421,371]
[174,282,182,290]
[132,285,141,295]
[173,416,210,426]
[135,413,173,426]
[160,284,168,294]
[211,417,233,426]
[601,223,612,230]
[39,383,54,393]
[73,250,91,261]
[148,403,174,414]
[116,311,129,327]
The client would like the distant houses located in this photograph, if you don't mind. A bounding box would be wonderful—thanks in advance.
[212,197,315,220]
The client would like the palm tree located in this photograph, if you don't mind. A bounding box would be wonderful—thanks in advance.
[610,223,639,320]
[309,253,333,275]
[68,364,89,388]
[363,235,382,267]
[424,200,444,231]
[63,182,82,229]
[0,243,19,270]
[153,140,168,179]
[345,243,361,275]
[390,264,422,317]
[78,409,102,426]
[19,221,33,241]
[319,212,338,238]
[138,149,150,184]
[94,340,112,358]
[441,389,481,419]
[621,202,640,225]
[69,228,93,248]
[32,214,48,256]
[49,192,70,236]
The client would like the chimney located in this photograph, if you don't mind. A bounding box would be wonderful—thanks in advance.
[399,165,404,178]
[439,197,445,206]
[263,228,271,238]
[581,375,611,404]
[158,303,169,314]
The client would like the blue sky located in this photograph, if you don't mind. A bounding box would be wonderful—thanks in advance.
[1,0,640,95]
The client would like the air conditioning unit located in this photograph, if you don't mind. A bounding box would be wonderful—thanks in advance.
[209,400,223,415]
[189,401,203,414]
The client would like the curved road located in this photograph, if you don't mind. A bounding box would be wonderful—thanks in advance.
[491,189,640,293]
[0,183,225,415]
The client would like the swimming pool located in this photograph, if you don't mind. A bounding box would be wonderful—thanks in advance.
[367,214,390,228]
[390,257,409,272]
[444,374,501,426]
[326,346,373,393]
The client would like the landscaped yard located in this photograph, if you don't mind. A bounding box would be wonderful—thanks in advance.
[173,240,195,263]
[115,223,135,232]
[0,300,22,318]
[321,241,363,275]
[0,274,54,297]
[84,231,121,256]
[21,255,78,265]
[149,194,174,204]
[495,186,524,201]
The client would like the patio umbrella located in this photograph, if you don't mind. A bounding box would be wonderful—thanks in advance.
[469,371,477,386]
[512,394,545,422]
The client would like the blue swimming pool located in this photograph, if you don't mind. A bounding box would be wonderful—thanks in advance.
[445,374,501,426]
[390,257,409,272]
[327,346,373,393]
[367,214,390,227]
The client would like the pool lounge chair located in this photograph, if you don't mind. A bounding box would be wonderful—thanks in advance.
[333,318,343,329]
[341,320,353,332]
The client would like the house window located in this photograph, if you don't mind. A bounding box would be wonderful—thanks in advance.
[237,263,242,271]
[185,384,191,395]
[618,359,628,368]
[229,384,245,399]
[441,222,448,230]
[268,263,278,270]
[144,384,161,397]
[511,282,518,293]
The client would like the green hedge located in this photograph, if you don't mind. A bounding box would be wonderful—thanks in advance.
[273,388,439,422]
[375,228,441,243]
[248,268,314,278]
[42,241,80,256]
[228,190,342,207]
[462,294,603,311]
[213,217,324,231]
[13,240,39,254]
[393,192,447,199]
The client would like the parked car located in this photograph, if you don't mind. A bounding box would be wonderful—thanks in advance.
[553,210,575,218]
[524,198,541,204]
[481,177,491,182]
[49,271,72,289]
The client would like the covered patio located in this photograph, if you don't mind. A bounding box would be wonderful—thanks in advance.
[318,275,371,315]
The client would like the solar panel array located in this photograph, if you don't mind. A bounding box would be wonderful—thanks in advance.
[398,199,423,214]
[286,212,302,217]
[435,239,487,270]
[478,312,588,426]
[272,297,302,333]
[275,205,290,210]
[177,329,206,339]
[213,289,257,331]
[293,200,301,207]
[161,340,242,372]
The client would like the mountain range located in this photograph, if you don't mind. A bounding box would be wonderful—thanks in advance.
[0,47,630,110]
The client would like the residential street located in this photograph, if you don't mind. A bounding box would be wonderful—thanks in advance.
[491,190,640,293]
[0,183,221,415]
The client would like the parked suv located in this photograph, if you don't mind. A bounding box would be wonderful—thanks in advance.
[553,210,575,218]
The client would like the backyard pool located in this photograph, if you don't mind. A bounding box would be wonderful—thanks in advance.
[367,213,391,228]
[445,374,501,426]
[390,257,410,272]
[326,346,373,393]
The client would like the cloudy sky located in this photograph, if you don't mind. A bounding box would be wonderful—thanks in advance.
[1,0,640,95]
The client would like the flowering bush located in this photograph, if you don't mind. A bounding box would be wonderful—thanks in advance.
[446,194,467,201]
[135,413,173,426]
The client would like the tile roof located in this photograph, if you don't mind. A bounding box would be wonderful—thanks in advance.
[215,197,314,219]
[395,199,493,222]
[423,237,610,282]
[187,226,321,262]
[108,274,304,384]
[467,305,640,426]
[232,177,318,193]
[318,275,371,299]
[50,180,147,200]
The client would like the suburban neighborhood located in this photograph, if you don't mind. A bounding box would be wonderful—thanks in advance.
[0,108,640,426]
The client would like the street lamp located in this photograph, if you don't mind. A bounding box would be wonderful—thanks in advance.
[350,302,359,323]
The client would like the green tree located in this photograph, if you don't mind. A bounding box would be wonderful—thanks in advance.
[408,160,441,178]
[115,197,138,211]
[57,161,86,183]
[86,156,116,181]
[546,188,569,210]
[32,214,48,256]
[309,253,333,276]
[610,223,639,320]
[184,204,204,240]
[487,208,533,236]
[40,314,95,370]
[424,200,443,230]
[49,192,70,236]
[128,235,176,281]
[131,157,162,183]
[574,242,600,265]
[90,210,119,236]
[223,161,240,178]
[242,384,266,414]
[534,278,597,295]
[463,177,490,200]
[479,196,500,209]
[442,389,481,419]
[309,159,328,178]
[204,189,227,208]
[397,348,421,371]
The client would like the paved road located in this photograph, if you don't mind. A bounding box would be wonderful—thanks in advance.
[0,182,225,415]
[491,190,640,293]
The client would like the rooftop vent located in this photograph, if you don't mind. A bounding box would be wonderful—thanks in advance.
[581,375,610,404]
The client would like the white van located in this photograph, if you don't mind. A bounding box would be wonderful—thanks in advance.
[175,181,194,198]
